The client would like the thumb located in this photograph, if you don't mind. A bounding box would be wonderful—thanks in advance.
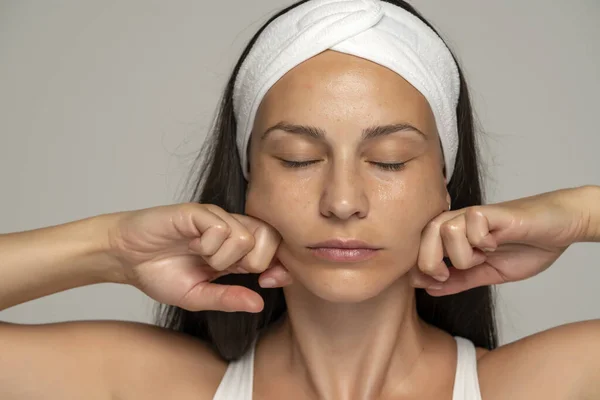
[178,281,264,313]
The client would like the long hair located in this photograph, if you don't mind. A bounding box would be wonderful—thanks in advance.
[155,0,498,361]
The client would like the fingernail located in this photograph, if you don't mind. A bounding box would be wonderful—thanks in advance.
[433,274,449,282]
[427,283,444,290]
[483,247,496,253]
[260,278,277,288]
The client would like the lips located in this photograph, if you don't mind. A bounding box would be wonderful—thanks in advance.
[307,238,381,262]
[307,239,381,250]
[308,248,379,262]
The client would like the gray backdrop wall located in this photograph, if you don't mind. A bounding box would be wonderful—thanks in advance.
[1,0,599,345]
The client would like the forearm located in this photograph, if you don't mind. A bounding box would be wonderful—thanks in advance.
[0,213,126,311]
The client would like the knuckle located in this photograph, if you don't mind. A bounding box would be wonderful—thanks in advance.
[428,217,444,231]
[204,256,228,271]
[468,235,486,248]
[235,233,255,250]
[179,284,207,311]
[418,260,438,275]
[209,286,232,311]
[208,262,227,272]
[260,220,279,236]
[172,203,194,222]
[242,253,262,271]
[241,251,270,273]
[464,206,479,218]
[440,222,459,237]
[211,222,231,236]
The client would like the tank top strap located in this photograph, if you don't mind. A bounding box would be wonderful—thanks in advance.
[452,336,483,400]
[211,337,257,400]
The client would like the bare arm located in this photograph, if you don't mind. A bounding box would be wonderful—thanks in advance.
[0,214,224,399]
[0,319,225,400]
[0,213,125,312]
[0,214,126,399]
[0,204,284,399]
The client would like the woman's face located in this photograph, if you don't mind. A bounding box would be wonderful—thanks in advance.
[245,50,449,302]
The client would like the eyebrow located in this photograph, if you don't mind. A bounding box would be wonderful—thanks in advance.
[260,121,426,142]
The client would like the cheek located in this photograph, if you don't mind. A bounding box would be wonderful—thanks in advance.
[369,180,444,270]
[245,174,312,236]
[374,169,446,238]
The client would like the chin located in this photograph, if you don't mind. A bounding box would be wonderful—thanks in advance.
[284,259,408,304]
[308,284,390,304]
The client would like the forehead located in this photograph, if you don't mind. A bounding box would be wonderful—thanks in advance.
[254,50,435,133]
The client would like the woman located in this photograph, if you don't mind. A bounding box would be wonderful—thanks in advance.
[1,0,599,399]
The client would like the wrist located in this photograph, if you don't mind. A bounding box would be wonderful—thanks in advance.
[80,213,130,285]
[572,185,600,243]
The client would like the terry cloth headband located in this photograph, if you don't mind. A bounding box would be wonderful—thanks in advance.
[233,0,460,180]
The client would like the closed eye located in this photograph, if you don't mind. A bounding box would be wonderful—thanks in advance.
[370,162,406,171]
[279,159,406,171]
[279,159,320,168]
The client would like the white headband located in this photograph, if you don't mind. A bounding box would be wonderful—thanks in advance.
[233,0,460,180]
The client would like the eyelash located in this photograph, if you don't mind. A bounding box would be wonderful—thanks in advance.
[280,160,406,171]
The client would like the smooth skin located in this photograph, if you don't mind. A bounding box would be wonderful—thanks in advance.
[1,51,600,399]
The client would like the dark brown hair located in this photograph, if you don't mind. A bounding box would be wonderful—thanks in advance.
[155,0,498,361]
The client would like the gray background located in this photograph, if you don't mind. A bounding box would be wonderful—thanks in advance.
[1,0,598,345]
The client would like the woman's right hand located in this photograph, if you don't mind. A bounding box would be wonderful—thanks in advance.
[106,203,292,313]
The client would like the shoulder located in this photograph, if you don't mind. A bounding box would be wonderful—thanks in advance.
[69,320,228,400]
[477,319,600,400]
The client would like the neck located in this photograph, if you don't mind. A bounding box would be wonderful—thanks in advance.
[263,277,445,400]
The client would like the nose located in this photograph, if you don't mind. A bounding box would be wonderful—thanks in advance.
[319,162,369,220]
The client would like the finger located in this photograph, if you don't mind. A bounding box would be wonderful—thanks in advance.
[258,263,294,288]
[189,224,231,256]
[408,265,449,289]
[440,214,487,270]
[230,214,282,274]
[200,207,257,271]
[178,281,264,313]
[418,211,460,281]
[184,203,231,237]
[465,207,497,251]
[467,205,519,245]
[425,263,505,297]
[184,204,233,258]
[183,205,231,255]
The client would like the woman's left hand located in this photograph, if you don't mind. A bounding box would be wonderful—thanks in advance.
[410,185,600,296]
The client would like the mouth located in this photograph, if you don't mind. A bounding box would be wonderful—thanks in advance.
[307,239,381,262]
[307,239,381,250]
[307,248,379,262]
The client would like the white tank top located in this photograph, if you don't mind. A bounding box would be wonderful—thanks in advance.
[212,336,482,399]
